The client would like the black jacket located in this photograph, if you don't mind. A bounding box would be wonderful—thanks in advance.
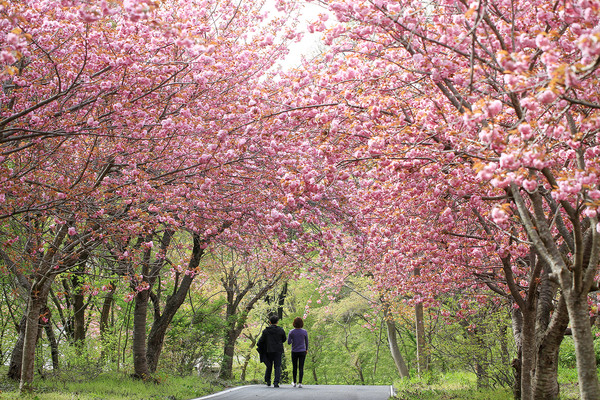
[257,325,286,355]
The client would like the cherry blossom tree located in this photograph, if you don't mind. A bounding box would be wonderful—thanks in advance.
[1,0,303,391]
[244,0,600,398]
[282,0,600,398]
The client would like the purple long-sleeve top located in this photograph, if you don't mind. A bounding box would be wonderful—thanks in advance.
[287,328,308,352]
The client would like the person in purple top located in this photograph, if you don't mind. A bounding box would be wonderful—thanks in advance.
[287,317,309,388]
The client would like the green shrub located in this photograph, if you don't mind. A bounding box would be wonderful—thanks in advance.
[393,371,512,400]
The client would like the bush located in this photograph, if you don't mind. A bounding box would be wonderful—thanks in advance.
[158,299,226,376]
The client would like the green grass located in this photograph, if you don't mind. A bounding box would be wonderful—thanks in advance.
[391,369,581,400]
[0,370,231,400]
[556,367,581,400]
[392,371,512,400]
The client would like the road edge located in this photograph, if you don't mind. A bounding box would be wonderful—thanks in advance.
[191,385,253,400]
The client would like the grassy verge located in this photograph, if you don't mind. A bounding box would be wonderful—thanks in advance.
[0,369,231,400]
[391,369,581,400]
[392,372,511,400]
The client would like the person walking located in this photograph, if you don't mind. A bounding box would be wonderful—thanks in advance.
[287,317,308,388]
[257,314,286,388]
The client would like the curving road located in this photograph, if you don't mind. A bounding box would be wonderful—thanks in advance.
[192,384,394,400]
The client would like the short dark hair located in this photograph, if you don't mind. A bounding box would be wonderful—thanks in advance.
[269,315,279,325]
[293,317,304,328]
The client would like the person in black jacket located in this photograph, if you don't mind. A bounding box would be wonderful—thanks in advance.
[257,315,286,387]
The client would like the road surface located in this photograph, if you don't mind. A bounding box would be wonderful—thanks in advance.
[192,384,394,400]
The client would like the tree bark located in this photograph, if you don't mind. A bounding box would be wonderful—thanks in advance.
[132,288,151,380]
[19,276,55,393]
[7,316,26,380]
[42,313,59,372]
[566,293,600,399]
[218,284,274,380]
[216,248,280,380]
[511,308,523,400]
[520,308,536,400]
[132,230,172,379]
[220,326,242,380]
[383,304,409,378]
[415,300,427,374]
[100,283,115,337]
[533,295,569,400]
[100,283,115,361]
[71,274,87,344]
[277,282,288,320]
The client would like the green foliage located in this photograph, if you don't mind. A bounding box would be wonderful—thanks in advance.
[273,278,398,385]
[158,297,226,376]
[393,371,512,400]
[556,333,600,370]
[53,342,105,382]
[427,298,514,389]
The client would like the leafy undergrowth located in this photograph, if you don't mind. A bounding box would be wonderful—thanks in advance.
[391,369,581,400]
[392,372,510,400]
[0,370,230,400]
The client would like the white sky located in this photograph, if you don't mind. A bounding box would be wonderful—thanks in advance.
[282,1,327,68]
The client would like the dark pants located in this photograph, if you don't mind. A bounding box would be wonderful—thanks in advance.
[291,351,306,384]
[264,352,282,385]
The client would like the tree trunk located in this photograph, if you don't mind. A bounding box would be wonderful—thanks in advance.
[511,186,600,399]
[511,308,523,400]
[99,284,115,361]
[146,272,198,373]
[533,296,569,400]
[100,284,115,337]
[520,308,537,400]
[415,300,427,374]
[383,305,409,378]
[20,277,54,393]
[277,282,288,320]
[7,316,26,380]
[239,350,251,382]
[72,280,86,344]
[146,234,204,374]
[565,293,600,400]
[43,320,60,372]
[219,297,247,380]
[132,289,151,380]
[220,328,240,380]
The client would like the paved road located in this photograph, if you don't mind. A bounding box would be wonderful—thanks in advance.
[192,384,394,400]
